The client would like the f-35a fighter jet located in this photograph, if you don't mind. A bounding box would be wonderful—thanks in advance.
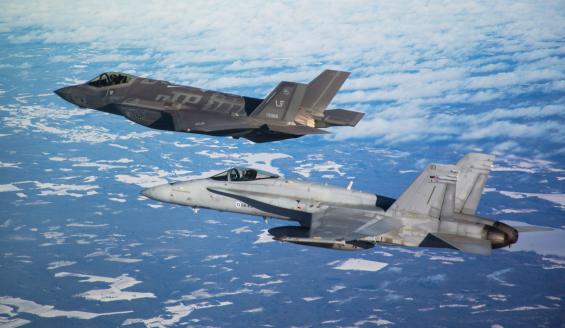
[142,153,522,255]
[55,70,364,143]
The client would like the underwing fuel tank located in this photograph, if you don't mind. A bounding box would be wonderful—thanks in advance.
[268,226,374,251]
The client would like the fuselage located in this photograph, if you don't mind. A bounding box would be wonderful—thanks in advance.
[144,176,392,222]
[54,71,365,143]
[141,169,517,252]
[55,72,265,136]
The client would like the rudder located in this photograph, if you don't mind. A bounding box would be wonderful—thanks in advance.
[455,153,495,215]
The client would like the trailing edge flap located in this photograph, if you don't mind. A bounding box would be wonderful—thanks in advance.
[266,124,330,135]
[310,207,403,240]
[184,119,255,133]
[431,233,492,255]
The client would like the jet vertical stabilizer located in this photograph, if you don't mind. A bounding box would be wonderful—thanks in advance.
[249,82,307,123]
[386,164,458,219]
[297,70,365,128]
[301,70,350,117]
[454,153,495,215]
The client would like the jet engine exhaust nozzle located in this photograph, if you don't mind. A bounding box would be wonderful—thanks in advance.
[484,224,519,249]
[493,221,519,245]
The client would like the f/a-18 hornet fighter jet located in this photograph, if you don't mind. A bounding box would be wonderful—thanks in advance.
[142,153,524,255]
[55,70,364,143]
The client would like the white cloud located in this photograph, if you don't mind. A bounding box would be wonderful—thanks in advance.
[0,184,21,192]
[55,272,156,302]
[293,161,345,178]
[33,181,98,198]
[1,1,563,144]
[496,190,565,209]
[47,261,76,270]
[0,296,131,321]
[196,151,291,175]
[122,301,232,327]
[333,258,388,272]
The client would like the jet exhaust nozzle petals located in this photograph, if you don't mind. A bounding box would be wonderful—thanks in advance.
[484,223,519,249]
[493,221,519,245]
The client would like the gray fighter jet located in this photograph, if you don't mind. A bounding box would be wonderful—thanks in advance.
[55,70,364,143]
[142,153,522,255]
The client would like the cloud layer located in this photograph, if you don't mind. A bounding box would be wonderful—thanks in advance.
[1,0,564,145]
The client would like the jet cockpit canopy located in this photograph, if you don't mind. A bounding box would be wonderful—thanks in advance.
[87,72,134,88]
[210,167,279,182]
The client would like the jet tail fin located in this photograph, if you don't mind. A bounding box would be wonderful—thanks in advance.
[301,70,350,117]
[455,153,495,215]
[249,70,361,130]
[249,81,307,122]
[386,163,459,219]
[386,153,495,219]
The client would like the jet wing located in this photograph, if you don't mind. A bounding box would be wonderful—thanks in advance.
[116,102,256,133]
[183,119,256,133]
[266,124,330,135]
[310,207,403,241]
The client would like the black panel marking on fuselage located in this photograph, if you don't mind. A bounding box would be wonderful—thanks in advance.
[375,194,396,211]
[207,187,311,225]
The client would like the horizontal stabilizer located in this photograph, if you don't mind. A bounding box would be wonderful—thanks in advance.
[513,225,554,233]
[323,109,365,127]
[424,233,492,255]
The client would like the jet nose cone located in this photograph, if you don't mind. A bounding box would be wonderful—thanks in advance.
[141,184,171,202]
[54,86,74,103]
